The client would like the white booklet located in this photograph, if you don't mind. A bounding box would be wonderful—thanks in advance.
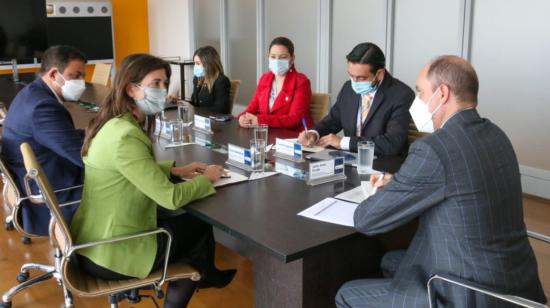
[297,197,358,227]
[334,181,376,204]
[284,138,325,153]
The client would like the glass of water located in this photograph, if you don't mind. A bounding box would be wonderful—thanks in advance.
[170,119,184,145]
[177,102,192,126]
[357,140,375,174]
[253,124,269,143]
[250,139,266,173]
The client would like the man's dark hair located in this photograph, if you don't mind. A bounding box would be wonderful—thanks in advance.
[269,37,295,56]
[427,55,479,104]
[346,42,385,74]
[39,45,87,75]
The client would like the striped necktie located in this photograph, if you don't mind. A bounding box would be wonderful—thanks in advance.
[357,94,373,136]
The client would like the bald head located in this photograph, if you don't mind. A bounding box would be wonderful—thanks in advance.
[427,55,478,105]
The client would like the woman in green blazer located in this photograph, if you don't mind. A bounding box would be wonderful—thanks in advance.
[71,54,235,307]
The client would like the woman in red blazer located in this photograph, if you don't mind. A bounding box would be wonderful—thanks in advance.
[238,37,313,131]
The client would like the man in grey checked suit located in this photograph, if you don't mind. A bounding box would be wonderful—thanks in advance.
[336,56,546,307]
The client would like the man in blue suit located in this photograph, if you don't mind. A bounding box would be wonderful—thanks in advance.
[336,56,546,307]
[298,42,414,156]
[1,45,87,235]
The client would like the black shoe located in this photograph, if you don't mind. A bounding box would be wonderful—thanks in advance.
[198,269,237,289]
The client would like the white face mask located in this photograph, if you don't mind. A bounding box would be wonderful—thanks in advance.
[56,73,86,101]
[409,88,443,133]
[135,86,167,115]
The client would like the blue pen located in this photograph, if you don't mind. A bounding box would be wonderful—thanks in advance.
[301,117,309,132]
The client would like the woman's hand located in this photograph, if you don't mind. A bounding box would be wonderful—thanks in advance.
[202,165,226,183]
[238,114,251,127]
[238,113,259,128]
[172,162,208,179]
[166,95,179,104]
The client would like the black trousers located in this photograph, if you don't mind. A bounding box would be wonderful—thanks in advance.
[79,213,215,280]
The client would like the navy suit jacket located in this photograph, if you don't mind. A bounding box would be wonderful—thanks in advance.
[1,78,83,235]
[354,109,546,307]
[314,71,414,155]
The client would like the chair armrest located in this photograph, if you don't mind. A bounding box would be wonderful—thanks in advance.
[427,273,547,308]
[59,200,81,207]
[21,174,82,204]
[68,228,173,287]
[53,184,84,194]
[528,230,550,244]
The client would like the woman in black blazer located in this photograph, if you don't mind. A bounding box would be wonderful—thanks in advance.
[191,46,231,114]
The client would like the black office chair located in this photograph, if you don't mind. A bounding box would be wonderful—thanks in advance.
[427,231,549,308]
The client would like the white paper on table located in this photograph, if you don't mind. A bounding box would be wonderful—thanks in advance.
[265,144,274,153]
[214,171,249,187]
[284,138,325,153]
[335,181,376,204]
[183,169,248,187]
[165,142,197,149]
[249,171,279,181]
[297,197,358,227]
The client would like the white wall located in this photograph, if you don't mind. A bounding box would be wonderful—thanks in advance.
[331,0,387,102]
[147,0,192,60]
[186,0,550,198]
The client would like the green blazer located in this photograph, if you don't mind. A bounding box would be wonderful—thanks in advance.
[71,114,215,278]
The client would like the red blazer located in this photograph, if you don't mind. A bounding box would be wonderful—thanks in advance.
[240,67,313,131]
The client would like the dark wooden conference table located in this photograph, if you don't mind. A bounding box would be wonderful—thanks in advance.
[3,77,414,308]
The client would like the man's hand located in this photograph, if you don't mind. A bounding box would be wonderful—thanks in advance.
[370,173,393,190]
[318,134,342,149]
[297,130,318,147]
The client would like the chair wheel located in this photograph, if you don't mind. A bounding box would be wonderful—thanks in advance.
[17,271,29,283]
[0,301,12,308]
[21,237,31,245]
[4,222,14,231]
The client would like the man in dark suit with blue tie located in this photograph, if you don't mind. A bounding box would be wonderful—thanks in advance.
[336,56,546,307]
[1,45,87,236]
[298,42,414,155]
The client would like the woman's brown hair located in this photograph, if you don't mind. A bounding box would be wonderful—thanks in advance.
[194,46,224,92]
[81,54,171,156]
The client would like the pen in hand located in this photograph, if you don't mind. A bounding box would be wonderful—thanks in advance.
[371,172,385,195]
[301,117,309,133]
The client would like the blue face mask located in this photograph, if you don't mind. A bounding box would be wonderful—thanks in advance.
[351,73,379,95]
[269,59,290,76]
[193,65,205,78]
